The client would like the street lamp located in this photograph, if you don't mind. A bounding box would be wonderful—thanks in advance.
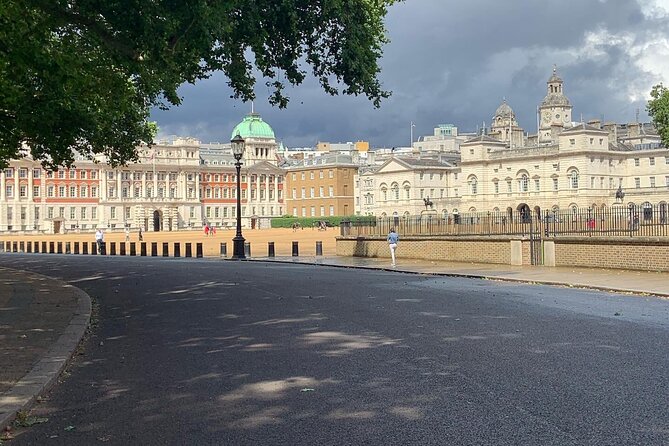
[231,133,246,259]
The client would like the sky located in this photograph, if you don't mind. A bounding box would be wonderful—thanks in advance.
[151,0,669,149]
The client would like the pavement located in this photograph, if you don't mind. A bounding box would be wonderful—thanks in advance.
[0,253,666,434]
[0,266,91,434]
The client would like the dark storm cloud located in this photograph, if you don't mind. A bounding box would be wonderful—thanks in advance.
[151,0,669,148]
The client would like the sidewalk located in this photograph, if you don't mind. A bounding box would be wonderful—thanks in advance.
[251,256,669,298]
[0,267,91,432]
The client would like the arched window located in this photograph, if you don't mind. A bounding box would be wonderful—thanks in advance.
[403,182,411,200]
[519,174,529,192]
[391,182,400,200]
[569,169,579,189]
[468,176,478,195]
[380,184,388,201]
[642,201,653,221]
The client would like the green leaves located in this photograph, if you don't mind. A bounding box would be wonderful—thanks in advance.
[647,83,669,147]
[0,0,395,169]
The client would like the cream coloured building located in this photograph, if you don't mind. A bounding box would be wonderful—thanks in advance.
[355,68,669,219]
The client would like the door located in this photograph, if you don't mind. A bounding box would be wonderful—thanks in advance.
[153,210,161,232]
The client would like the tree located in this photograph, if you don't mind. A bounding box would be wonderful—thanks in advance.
[647,83,669,147]
[0,0,395,169]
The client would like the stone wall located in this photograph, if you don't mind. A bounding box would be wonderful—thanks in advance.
[337,236,669,272]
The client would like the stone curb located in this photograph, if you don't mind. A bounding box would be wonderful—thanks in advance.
[0,275,91,432]
[247,257,669,298]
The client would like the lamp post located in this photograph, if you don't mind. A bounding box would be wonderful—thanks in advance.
[231,133,246,259]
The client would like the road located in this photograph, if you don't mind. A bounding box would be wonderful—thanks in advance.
[3,255,669,445]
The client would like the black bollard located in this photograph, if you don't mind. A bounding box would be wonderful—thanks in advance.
[185,243,192,258]
[162,242,169,257]
[196,243,203,258]
[316,241,323,256]
[220,242,227,257]
[140,242,147,256]
[130,242,136,256]
[65,242,71,254]
[49,241,55,253]
[244,242,251,257]
[110,242,117,256]
[173,243,181,257]
[74,242,79,254]
[120,242,126,256]
[268,242,275,257]
[151,242,158,256]
[292,241,299,257]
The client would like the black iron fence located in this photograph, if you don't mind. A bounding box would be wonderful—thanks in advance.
[341,204,669,238]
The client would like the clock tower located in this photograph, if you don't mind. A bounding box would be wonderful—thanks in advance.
[538,66,572,143]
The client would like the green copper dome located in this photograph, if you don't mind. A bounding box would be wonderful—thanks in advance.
[231,112,275,140]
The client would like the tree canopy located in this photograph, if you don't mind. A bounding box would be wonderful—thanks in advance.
[647,83,669,148]
[0,0,395,169]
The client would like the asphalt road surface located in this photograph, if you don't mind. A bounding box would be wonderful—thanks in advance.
[3,255,669,446]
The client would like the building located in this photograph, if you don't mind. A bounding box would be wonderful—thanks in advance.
[0,112,285,233]
[355,68,669,219]
[284,154,357,218]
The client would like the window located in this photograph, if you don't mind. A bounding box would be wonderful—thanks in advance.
[33,169,41,178]
[19,185,27,197]
[329,186,334,197]
[301,172,305,180]
[91,207,97,219]
[666,176,669,187]
[4,168,13,178]
[319,186,324,197]
[330,205,335,216]
[506,179,512,193]
[33,186,40,197]
[310,172,314,180]
[310,187,315,198]
[19,168,27,178]
[69,186,76,197]
[34,207,40,220]
[650,157,655,166]
[47,207,54,219]
[91,170,97,180]
[110,207,116,219]
[319,171,324,179]
[91,187,97,198]
[650,177,656,187]
[301,207,306,217]
[47,186,54,197]
[634,158,640,166]
[190,207,195,218]
[81,170,87,179]
[81,207,87,219]
[57,171,65,179]
[534,179,540,191]
[59,186,66,197]
[301,187,306,198]
[58,206,65,217]
[569,171,579,189]
[470,178,477,195]
[329,170,334,179]
[70,207,76,219]
[635,177,641,188]
[310,206,315,216]
[493,181,499,194]
[108,187,115,197]
[519,175,528,192]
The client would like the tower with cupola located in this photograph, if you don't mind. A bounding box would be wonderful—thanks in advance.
[539,66,573,143]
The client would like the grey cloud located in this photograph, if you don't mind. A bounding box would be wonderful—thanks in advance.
[152,0,669,148]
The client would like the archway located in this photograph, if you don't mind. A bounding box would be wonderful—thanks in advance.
[517,203,531,223]
[153,210,162,232]
[533,206,541,220]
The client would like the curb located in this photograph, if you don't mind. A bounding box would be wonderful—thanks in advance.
[248,257,669,298]
[0,275,92,432]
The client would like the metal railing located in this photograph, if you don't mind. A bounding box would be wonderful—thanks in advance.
[341,204,669,238]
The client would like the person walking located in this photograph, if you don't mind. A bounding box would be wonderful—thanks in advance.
[95,228,104,254]
[138,227,143,241]
[387,228,399,267]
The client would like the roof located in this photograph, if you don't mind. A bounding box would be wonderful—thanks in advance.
[461,135,508,145]
[231,112,275,140]
[494,100,514,119]
[561,123,609,134]
[394,157,455,168]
